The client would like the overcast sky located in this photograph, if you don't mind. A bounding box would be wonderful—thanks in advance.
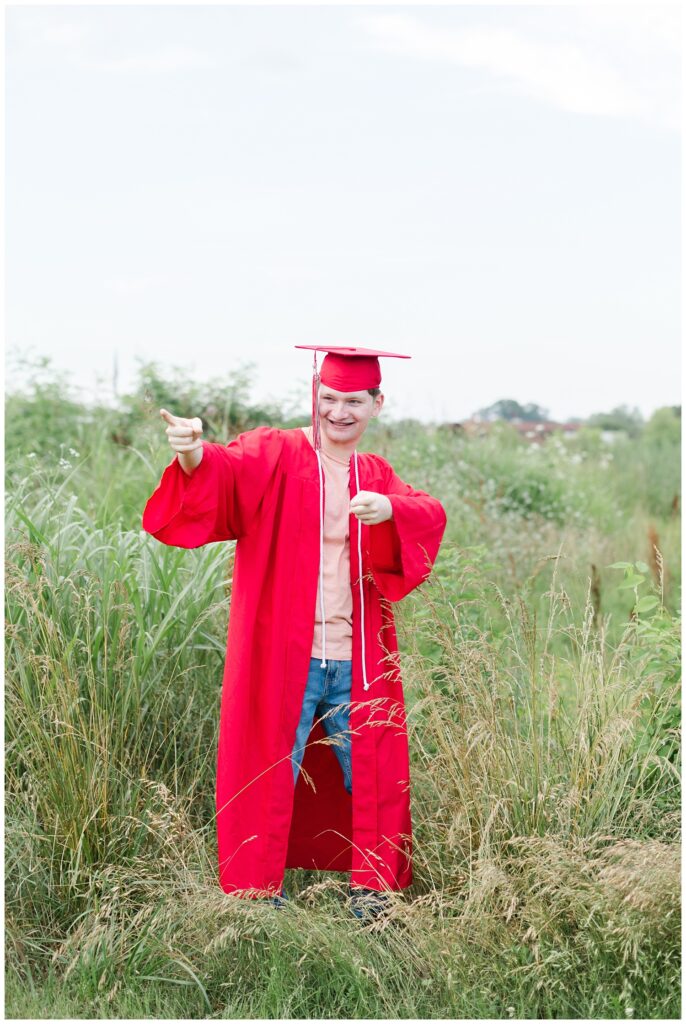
[5,2,681,424]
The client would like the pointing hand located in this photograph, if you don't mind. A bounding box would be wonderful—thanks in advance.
[159,408,203,454]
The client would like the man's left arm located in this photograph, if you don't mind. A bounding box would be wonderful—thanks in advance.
[363,463,448,603]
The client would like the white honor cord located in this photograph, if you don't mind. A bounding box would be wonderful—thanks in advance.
[315,448,327,668]
[353,450,369,691]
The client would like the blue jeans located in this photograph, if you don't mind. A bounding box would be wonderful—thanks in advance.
[292,657,353,795]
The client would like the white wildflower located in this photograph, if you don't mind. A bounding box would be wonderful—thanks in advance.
[28,452,37,459]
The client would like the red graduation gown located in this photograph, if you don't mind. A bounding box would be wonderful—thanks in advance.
[142,425,447,897]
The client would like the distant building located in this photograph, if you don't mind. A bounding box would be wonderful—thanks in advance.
[443,418,583,444]
[600,429,628,444]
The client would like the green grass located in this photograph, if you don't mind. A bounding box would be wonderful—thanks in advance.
[4,361,681,1019]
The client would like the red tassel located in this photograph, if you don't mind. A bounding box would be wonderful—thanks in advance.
[312,352,321,452]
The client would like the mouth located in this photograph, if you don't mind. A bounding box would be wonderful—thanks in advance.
[328,420,354,428]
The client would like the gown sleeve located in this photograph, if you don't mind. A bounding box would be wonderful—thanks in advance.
[141,425,286,547]
[366,459,448,603]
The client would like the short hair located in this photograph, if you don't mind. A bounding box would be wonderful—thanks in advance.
[367,388,381,398]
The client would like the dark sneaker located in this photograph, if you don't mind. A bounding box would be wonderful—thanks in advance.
[259,888,288,908]
[270,888,289,909]
[348,885,391,922]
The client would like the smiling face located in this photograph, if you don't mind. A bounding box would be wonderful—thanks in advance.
[317,384,384,448]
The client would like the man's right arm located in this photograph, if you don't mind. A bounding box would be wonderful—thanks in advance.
[142,424,286,547]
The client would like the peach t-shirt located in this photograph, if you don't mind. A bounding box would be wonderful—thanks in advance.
[301,426,353,660]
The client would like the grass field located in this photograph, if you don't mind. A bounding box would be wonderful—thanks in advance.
[4,361,681,1019]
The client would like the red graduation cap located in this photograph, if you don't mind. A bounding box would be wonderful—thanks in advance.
[294,345,410,450]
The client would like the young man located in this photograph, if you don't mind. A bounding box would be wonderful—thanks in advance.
[142,346,447,920]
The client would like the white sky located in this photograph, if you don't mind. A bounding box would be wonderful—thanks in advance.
[5,1,681,424]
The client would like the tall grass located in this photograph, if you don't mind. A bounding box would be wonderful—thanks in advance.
[4,365,681,1019]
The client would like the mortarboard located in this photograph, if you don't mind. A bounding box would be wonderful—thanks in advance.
[294,345,410,452]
